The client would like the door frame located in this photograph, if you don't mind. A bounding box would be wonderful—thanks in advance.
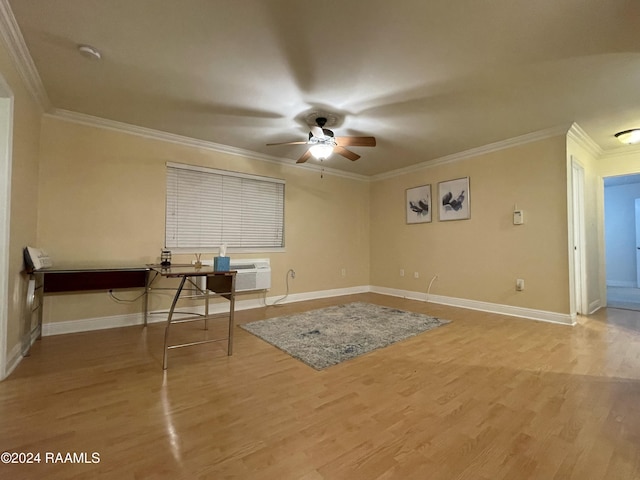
[633,198,640,288]
[0,76,14,380]
[570,157,587,316]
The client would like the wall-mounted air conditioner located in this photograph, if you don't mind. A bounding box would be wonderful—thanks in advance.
[196,258,271,293]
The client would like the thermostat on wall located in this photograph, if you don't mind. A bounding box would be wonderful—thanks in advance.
[513,210,524,225]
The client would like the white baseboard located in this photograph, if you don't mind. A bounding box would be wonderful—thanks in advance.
[370,286,576,325]
[40,287,368,337]
[588,299,602,315]
[5,341,24,379]
[4,326,40,379]
[40,284,574,337]
[42,312,148,336]
[264,286,370,306]
[370,286,428,303]
[607,280,638,288]
[42,299,259,336]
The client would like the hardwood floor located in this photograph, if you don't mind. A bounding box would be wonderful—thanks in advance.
[1,293,639,479]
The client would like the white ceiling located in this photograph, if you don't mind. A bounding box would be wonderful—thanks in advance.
[6,0,640,176]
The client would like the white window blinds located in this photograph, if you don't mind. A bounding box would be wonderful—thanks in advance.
[165,163,285,249]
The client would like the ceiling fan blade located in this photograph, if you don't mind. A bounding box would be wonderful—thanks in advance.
[266,141,308,146]
[334,146,360,161]
[296,149,312,164]
[310,126,324,138]
[335,136,376,147]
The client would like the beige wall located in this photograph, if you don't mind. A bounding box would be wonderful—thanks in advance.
[370,135,571,314]
[0,38,43,360]
[36,116,370,323]
[597,150,640,179]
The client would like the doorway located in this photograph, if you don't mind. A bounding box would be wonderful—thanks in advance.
[604,173,640,310]
[0,78,13,380]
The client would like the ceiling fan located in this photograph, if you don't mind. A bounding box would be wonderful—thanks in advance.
[267,117,376,164]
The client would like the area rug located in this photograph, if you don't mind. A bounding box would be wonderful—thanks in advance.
[240,302,450,370]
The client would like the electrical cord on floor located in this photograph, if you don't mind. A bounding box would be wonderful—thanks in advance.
[264,269,295,307]
[108,286,178,304]
[108,290,147,303]
[426,274,439,303]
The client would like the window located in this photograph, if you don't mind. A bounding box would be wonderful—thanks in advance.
[165,162,285,251]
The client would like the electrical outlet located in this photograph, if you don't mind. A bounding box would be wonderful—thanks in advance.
[290,269,296,279]
[341,268,346,277]
[414,272,419,279]
[516,278,524,291]
[400,269,405,277]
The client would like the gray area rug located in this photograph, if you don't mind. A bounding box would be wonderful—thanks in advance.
[240,302,450,370]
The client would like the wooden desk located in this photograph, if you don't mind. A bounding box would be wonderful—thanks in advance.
[149,265,237,370]
[25,265,150,356]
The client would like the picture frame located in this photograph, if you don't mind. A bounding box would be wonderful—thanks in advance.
[438,177,470,221]
[406,184,432,224]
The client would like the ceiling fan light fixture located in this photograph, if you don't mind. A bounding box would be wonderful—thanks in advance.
[266,114,374,164]
[615,129,640,145]
[309,144,334,160]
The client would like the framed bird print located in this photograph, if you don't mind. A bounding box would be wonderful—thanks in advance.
[406,184,432,224]
[438,177,470,221]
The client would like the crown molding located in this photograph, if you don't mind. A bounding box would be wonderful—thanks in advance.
[371,124,572,181]
[567,122,603,158]
[47,109,371,182]
[0,0,50,111]
[599,144,640,161]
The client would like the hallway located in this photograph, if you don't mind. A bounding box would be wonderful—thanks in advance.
[607,286,640,311]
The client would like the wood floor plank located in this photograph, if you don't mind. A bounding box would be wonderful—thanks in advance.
[1,293,640,479]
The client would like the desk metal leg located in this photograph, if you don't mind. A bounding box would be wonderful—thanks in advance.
[204,288,209,331]
[23,274,44,357]
[22,278,35,356]
[163,276,187,370]
[227,295,235,356]
[143,271,150,327]
[35,274,43,340]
